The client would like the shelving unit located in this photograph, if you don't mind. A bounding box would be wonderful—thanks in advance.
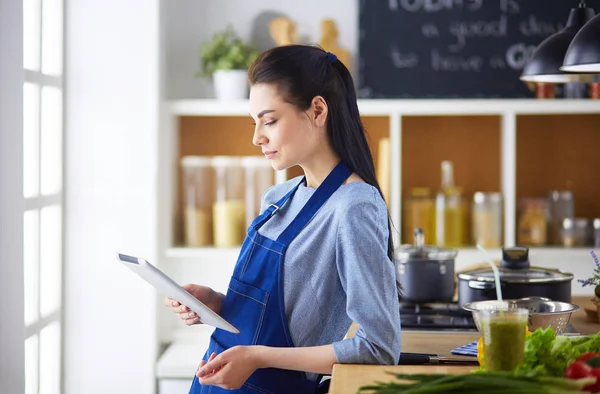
[157,98,600,342]
[163,98,600,250]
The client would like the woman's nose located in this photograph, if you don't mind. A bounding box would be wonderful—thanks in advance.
[252,127,266,147]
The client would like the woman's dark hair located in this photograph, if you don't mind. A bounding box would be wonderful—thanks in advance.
[248,45,402,296]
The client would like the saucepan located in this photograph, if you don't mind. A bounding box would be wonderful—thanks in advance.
[394,228,458,303]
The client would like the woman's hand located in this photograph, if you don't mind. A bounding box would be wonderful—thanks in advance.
[163,284,224,326]
[197,346,263,390]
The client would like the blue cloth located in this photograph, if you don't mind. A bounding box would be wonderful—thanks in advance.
[189,162,352,394]
[451,340,479,357]
[258,177,401,376]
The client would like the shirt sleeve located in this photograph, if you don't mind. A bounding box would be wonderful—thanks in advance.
[331,195,402,365]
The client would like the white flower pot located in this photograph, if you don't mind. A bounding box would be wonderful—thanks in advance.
[213,70,248,100]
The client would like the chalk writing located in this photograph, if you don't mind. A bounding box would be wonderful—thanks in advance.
[448,15,508,52]
[390,0,483,13]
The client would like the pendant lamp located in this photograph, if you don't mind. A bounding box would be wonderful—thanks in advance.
[520,1,595,83]
[561,11,600,72]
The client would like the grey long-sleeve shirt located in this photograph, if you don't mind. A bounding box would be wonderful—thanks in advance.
[258,176,401,381]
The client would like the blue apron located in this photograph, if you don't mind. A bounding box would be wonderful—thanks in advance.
[189,162,352,394]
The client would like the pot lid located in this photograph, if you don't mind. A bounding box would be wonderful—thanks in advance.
[457,266,573,283]
[395,228,458,261]
[457,247,573,284]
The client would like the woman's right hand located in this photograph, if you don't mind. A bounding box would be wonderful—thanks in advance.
[164,284,224,326]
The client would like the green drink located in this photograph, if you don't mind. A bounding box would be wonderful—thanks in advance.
[478,308,529,371]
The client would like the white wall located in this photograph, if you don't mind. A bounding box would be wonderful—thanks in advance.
[164,0,358,99]
[64,2,160,393]
[0,1,25,393]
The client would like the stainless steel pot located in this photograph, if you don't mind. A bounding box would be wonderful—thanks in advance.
[395,228,458,303]
[457,246,574,307]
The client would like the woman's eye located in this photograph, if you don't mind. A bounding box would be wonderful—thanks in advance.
[264,120,277,126]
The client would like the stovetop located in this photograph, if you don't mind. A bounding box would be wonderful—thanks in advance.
[399,302,478,332]
[399,302,579,335]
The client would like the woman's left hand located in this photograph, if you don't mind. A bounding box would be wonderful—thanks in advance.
[197,346,263,390]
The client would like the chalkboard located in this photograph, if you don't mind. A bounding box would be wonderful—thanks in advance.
[358,0,600,98]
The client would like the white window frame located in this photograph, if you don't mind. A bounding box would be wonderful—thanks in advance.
[22,0,65,393]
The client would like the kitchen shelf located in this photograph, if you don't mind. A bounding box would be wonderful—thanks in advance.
[159,98,600,259]
[164,245,595,262]
[170,99,600,117]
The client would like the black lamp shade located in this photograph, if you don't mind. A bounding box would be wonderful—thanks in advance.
[562,13,600,72]
[521,7,596,83]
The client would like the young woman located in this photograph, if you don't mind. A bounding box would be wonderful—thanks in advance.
[166,44,401,394]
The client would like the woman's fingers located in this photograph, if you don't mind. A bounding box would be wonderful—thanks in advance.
[164,297,179,307]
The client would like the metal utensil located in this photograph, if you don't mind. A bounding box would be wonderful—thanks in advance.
[462,296,580,334]
[399,352,479,365]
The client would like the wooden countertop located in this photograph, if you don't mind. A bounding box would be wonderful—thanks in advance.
[330,295,600,393]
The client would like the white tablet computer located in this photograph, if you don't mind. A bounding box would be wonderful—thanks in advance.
[117,253,240,334]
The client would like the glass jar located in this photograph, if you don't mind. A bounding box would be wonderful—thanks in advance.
[547,190,574,245]
[402,187,435,244]
[472,192,503,248]
[517,198,548,246]
[560,218,593,247]
[181,156,213,246]
[241,156,275,228]
[594,219,600,248]
[211,156,246,247]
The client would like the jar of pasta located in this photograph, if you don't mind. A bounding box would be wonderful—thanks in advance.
[212,156,246,247]
[181,156,213,246]
[517,198,548,246]
[472,192,503,248]
[242,156,275,228]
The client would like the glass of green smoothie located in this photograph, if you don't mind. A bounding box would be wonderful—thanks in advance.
[477,308,529,371]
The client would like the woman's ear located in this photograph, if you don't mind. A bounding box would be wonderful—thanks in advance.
[309,96,328,127]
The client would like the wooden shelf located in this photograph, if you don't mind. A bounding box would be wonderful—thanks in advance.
[401,115,502,196]
[170,99,600,117]
[516,114,600,219]
[163,99,600,251]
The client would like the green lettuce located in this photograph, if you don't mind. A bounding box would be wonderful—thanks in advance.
[514,328,600,376]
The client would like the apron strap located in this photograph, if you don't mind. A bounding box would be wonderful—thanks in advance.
[251,177,305,231]
[276,162,352,245]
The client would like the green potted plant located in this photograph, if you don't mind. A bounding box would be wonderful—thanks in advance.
[197,26,258,100]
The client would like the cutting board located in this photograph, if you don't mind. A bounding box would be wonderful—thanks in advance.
[584,303,599,323]
[329,364,476,394]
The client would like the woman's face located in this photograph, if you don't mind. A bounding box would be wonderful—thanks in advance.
[249,83,323,171]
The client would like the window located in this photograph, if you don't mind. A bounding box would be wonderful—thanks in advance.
[23,0,64,393]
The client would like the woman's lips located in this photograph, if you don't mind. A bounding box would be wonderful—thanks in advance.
[263,151,277,159]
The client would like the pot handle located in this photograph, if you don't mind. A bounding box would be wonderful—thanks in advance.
[468,280,496,290]
[414,228,424,248]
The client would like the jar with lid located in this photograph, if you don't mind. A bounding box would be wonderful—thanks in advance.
[402,187,435,244]
[181,156,213,246]
[560,218,593,247]
[517,198,548,246]
[241,156,275,228]
[212,156,246,247]
[547,190,574,245]
[472,192,503,248]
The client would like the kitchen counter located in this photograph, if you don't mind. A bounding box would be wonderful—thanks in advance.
[155,296,600,392]
[568,295,599,336]
[330,295,600,393]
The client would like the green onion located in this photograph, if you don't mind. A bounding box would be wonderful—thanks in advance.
[357,372,595,394]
